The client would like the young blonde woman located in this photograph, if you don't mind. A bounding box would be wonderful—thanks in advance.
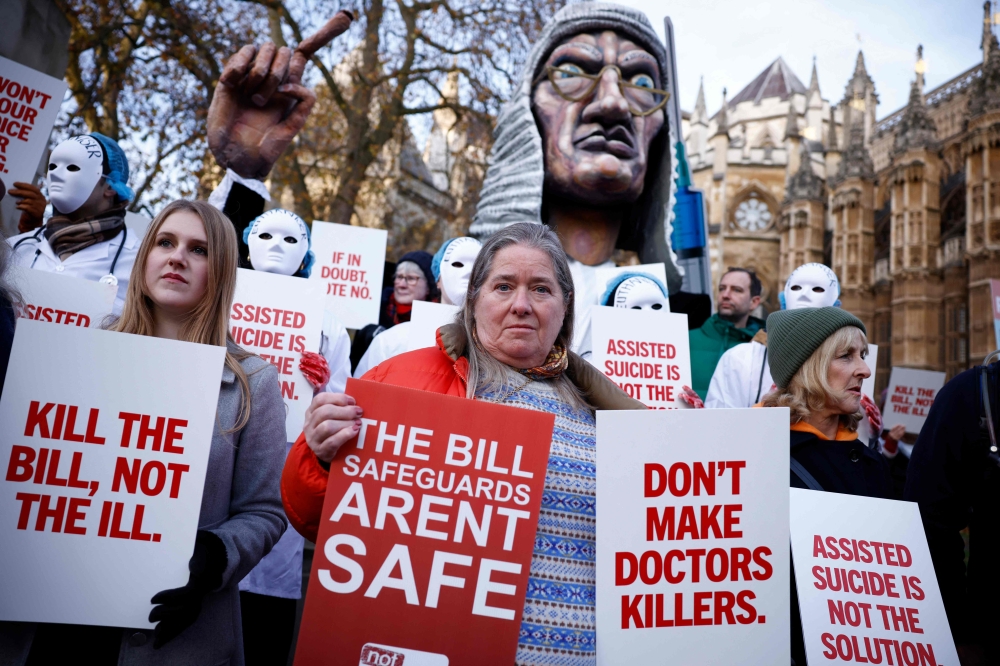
[6,200,287,666]
[761,306,893,666]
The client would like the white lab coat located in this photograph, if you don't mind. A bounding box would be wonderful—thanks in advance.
[705,340,774,408]
[7,227,138,315]
[353,322,410,378]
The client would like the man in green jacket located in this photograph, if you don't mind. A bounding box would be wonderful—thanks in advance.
[690,268,765,398]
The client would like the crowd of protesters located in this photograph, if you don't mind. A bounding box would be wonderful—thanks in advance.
[0,2,997,665]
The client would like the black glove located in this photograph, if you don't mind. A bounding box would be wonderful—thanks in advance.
[149,530,228,649]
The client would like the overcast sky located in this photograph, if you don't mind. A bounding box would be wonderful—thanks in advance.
[617,0,991,120]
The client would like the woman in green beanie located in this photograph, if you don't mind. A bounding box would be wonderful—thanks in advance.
[761,306,893,663]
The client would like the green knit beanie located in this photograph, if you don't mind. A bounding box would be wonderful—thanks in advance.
[766,307,867,388]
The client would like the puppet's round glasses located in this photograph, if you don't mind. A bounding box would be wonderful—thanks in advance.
[536,65,670,117]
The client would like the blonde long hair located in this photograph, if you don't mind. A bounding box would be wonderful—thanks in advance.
[110,200,254,430]
[761,325,868,431]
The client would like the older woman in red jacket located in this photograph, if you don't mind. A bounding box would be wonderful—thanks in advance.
[282,222,641,666]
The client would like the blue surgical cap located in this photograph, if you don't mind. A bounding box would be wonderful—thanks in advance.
[88,133,134,204]
[243,209,315,278]
[600,271,669,306]
[432,237,457,281]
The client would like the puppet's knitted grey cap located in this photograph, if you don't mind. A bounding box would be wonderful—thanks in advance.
[468,2,682,293]
[767,307,867,388]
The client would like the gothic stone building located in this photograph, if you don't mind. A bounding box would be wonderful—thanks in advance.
[682,2,1000,395]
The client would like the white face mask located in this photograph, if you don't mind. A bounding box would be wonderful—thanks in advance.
[613,276,668,310]
[783,263,840,309]
[247,210,309,276]
[439,237,481,306]
[47,136,105,215]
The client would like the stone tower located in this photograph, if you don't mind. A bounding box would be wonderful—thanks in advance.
[830,120,877,331]
[965,1,1000,362]
[887,47,943,370]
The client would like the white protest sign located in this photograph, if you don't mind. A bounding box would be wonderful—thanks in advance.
[596,408,790,664]
[790,488,959,666]
[10,265,115,328]
[589,307,691,408]
[0,56,68,186]
[231,268,325,440]
[594,262,669,305]
[407,300,459,351]
[309,221,387,329]
[884,367,946,435]
[125,211,152,239]
[862,344,878,401]
[0,319,224,627]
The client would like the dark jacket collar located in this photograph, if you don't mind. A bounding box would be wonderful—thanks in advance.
[702,313,765,340]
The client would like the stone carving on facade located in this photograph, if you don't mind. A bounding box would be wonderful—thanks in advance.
[784,145,825,203]
[968,2,1000,119]
[835,122,875,183]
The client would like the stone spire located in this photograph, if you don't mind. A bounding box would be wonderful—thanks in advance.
[893,46,937,155]
[713,88,730,138]
[970,1,1000,117]
[693,76,708,125]
[827,105,839,150]
[836,120,874,182]
[784,96,800,140]
[808,57,821,97]
[785,144,825,203]
[983,0,999,56]
[852,51,869,82]
[914,45,926,90]
[842,51,878,144]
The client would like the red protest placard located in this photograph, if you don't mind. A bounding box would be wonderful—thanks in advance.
[294,379,554,666]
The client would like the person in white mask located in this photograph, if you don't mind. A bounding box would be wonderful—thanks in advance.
[573,271,670,360]
[706,263,840,408]
[600,272,669,311]
[354,236,482,377]
[434,236,481,307]
[236,208,351,665]
[241,208,351,394]
[7,134,138,314]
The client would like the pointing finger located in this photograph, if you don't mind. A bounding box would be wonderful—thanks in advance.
[288,10,354,83]
[297,10,354,59]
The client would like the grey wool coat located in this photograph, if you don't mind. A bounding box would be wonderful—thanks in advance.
[0,349,288,666]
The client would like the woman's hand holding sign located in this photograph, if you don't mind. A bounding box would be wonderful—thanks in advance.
[304,392,363,463]
[207,10,354,179]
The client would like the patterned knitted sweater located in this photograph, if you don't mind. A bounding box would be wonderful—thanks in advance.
[479,373,597,666]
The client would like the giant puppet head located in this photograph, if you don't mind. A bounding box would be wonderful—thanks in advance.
[780,263,840,310]
[468,2,682,293]
[46,134,133,215]
[243,209,315,277]
[432,236,482,306]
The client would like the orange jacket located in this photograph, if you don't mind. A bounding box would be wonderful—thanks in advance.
[280,324,643,542]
